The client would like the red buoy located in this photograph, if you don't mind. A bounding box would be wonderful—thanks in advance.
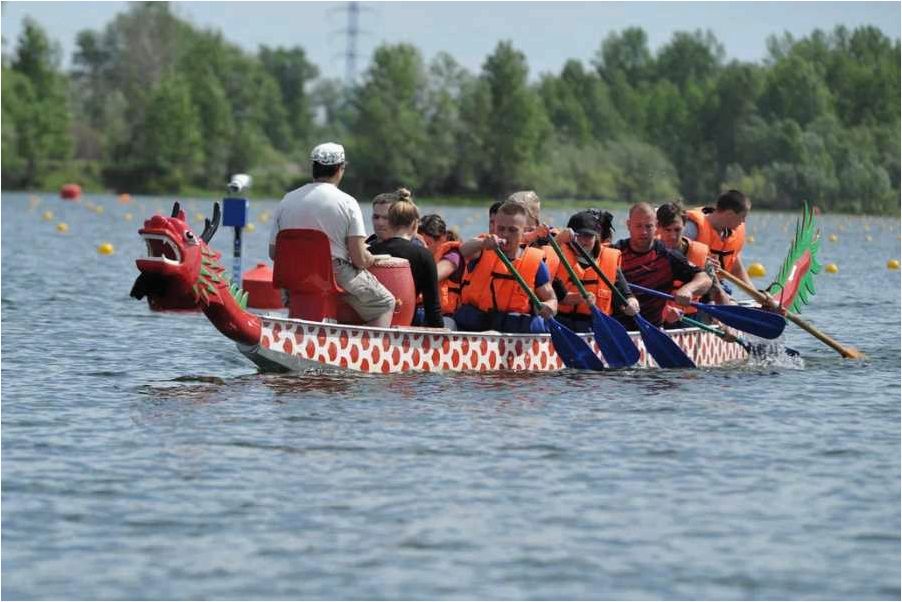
[59,183,82,200]
[242,263,285,309]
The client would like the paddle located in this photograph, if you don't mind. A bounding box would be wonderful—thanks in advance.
[568,242,695,368]
[717,268,863,359]
[678,315,800,358]
[627,283,786,340]
[544,234,640,368]
[492,248,606,371]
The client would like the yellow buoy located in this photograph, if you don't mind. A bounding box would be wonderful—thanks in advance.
[825,263,838,274]
[245,222,256,233]
[94,205,104,214]
[195,212,205,222]
[42,210,54,221]
[258,211,270,223]
[56,222,69,233]
[124,212,133,221]
[747,262,766,278]
[865,235,872,242]
[97,242,114,255]
[746,235,756,244]
[888,259,900,270]
[828,234,838,242]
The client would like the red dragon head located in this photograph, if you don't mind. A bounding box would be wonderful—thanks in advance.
[131,202,221,310]
[131,202,261,345]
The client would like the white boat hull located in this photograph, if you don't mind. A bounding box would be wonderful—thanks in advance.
[238,314,748,373]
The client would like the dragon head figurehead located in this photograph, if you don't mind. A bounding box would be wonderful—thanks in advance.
[132,202,213,306]
[131,202,261,346]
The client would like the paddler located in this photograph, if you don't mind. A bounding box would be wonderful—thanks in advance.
[683,191,784,313]
[683,189,753,288]
[656,201,726,325]
[551,210,640,333]
[506,190,560,275]
[613,202,712,328]
[453,201,558,333]
[268,142,395,327]
[418,214,464,321]
[369,192,445,328]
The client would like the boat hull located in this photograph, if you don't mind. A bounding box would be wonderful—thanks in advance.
[238,314,748,373]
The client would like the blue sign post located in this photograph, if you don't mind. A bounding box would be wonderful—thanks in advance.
[222,196,249,284]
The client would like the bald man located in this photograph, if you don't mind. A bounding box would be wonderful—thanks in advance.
[612,203,712,328]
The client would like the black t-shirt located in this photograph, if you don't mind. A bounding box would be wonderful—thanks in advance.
[612,238,701,326]
[369,237,443,328]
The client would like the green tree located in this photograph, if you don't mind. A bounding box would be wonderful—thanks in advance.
[140,75,204,192]
[421,52,474,193]
[594,27,653,88]
[479,40,550,195]
[259,46,319,148]
[655,29,724,90]
[711,61,765,175]
[190,73,235,188]
[760,54,833,126]
[606,138,680,203]
[5,18,72,187]
[348,43,430,194]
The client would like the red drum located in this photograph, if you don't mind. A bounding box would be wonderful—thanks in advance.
[336,257,416,326]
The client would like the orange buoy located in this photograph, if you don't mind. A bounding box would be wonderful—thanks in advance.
[241,263,285,309]
[117,193,132,204]
[60,183,82,200]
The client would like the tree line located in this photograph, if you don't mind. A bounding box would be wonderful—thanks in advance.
[2,3,899,214]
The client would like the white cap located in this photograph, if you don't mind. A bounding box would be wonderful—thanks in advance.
[310,142,345,165]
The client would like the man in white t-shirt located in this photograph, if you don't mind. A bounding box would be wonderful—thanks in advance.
[269,142,395,327]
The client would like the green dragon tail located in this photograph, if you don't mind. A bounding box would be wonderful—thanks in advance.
[765,201,821,314]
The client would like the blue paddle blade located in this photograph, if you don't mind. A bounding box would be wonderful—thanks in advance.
[692,303,786,339]
[633,314,696,369]
[546,318,606,371]
[590,306,640,368]
[628,282,788,340]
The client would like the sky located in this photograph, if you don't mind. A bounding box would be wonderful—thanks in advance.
[1,1,899,83]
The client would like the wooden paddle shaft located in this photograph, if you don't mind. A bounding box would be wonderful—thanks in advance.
[717,268,863,359]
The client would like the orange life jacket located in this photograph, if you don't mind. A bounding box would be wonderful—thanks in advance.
[684,238,709,268]
[555,244,620,316]
[460,247,545,314]
[540,245,560,278]
[685,208,745,273]
[433,240,462,315]
[669,238,710,317]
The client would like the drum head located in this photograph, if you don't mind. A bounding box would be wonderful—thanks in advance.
[372,256,410,268]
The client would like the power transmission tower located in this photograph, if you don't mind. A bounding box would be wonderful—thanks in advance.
[331,1,373,87]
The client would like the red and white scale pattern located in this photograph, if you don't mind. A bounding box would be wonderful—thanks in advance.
[254,317,747,373]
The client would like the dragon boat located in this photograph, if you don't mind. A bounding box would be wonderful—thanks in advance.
[130,203,749,374]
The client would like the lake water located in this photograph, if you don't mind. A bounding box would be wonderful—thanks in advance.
[2,191,900,600]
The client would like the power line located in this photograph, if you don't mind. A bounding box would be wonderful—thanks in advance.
[330,1,374,87]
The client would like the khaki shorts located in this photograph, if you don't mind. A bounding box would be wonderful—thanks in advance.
[332,259,395,321]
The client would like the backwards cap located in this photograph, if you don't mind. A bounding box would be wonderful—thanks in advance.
[310,142,345,166]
